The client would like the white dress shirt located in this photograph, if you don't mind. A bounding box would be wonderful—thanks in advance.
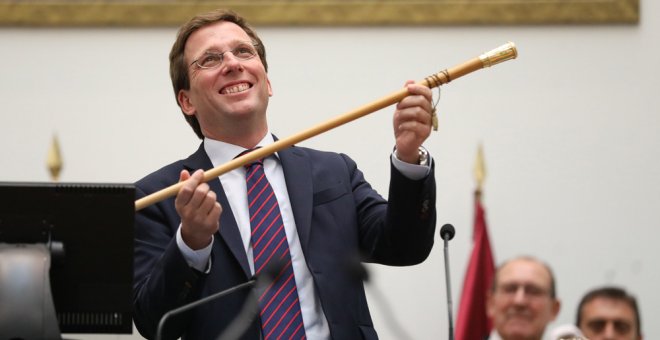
[177,133,432,339]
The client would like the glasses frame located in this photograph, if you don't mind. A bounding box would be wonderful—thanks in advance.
[190,41,260,70]
[496,282,552,299]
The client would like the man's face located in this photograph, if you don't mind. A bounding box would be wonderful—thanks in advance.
[178,21,272,140]
[579,297,641,340]
[487,259,560,340]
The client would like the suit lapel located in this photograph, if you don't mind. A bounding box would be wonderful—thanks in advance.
[183,144,251,278]
[279,146,313,254]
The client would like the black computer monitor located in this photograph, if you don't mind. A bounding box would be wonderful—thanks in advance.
[0,182,135,339]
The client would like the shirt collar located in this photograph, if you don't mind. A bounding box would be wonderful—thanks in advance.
[203,133,278,168]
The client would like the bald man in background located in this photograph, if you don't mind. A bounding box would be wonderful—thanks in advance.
[487,256,561,340]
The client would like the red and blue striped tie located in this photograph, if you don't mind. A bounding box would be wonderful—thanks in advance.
[245,157,306,339]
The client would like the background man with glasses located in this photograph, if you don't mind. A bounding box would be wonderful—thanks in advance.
[133,8,437,340]
[576,286,643,340]
[487,256,561,340]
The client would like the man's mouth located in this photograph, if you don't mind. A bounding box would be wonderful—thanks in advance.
[221,82,251,94]
[506,311,532,321]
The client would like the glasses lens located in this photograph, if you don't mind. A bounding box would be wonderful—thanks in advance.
[498,283,548,298]
[197,53,223,69]
[232,43,258,60]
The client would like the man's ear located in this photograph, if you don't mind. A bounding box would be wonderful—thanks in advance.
[551,299,561,320]
[486,291,495,318]
[266,76,273,97]
[177,90,196,116]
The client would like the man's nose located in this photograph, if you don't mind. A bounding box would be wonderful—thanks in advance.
[601,322,617,339]
[220,52,242,73]
[512,286,527,302]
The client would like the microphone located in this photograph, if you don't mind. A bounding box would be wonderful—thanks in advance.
[215,260,282,340]
[440,223,455,241]
[155,260,283,340]
[440,223,456,340]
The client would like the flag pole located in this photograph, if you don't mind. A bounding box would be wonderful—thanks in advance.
[455,143,495,340]
[474,142,486,198]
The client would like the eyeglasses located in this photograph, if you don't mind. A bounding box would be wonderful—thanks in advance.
[190,42,259,69]
[497,283,551,298]
[585,318,633,335]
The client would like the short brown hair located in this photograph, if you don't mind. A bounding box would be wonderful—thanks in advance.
[169,9,268,139]
[575,286,641,336]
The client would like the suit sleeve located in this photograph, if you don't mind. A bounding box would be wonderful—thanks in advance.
[349,154,437,265]
[132,178,204,339]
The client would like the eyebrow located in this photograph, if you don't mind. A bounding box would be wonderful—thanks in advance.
[200,40,253,52]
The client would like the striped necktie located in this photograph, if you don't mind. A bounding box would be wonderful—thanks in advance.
[244,156,306,339]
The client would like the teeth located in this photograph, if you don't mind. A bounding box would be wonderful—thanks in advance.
[222,83,250,94]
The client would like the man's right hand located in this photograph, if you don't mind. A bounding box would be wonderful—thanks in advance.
[175,169,222,250]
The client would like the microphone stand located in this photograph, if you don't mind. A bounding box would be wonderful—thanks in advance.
[215,281,262,340]
[440,224,456,340]
[155,259,283,340]
[155,279,255,340]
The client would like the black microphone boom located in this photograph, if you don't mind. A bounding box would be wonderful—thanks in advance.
[441,223,456,340]
[216,260,283,340]
[155,259,283,340]
[155,279,256,340]
[347,258,413,339]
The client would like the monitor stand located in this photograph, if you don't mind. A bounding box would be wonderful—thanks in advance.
[0,243,63,340]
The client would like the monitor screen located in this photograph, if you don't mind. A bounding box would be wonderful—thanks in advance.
[0,182,135,335]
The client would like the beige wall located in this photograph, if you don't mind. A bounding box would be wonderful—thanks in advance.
[1,1,657,339]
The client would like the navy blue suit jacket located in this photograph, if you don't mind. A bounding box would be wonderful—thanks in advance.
[133,143,436,339]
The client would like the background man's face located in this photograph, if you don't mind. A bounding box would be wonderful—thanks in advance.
[579,297,641,340]
[487,259,560,340]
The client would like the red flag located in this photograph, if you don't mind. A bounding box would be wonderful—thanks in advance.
[455,192,495,340]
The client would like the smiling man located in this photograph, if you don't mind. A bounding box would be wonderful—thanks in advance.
[487,256,561,340]
[133,9,438,340]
